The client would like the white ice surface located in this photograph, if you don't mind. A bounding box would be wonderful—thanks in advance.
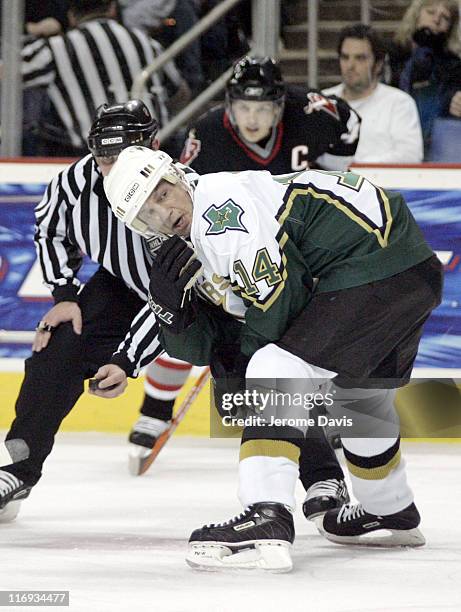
[0,435,460,612]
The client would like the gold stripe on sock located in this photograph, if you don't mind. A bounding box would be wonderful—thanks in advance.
[239,439,300,464]
[346,449,401,480]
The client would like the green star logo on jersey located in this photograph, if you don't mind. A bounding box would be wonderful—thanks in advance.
[203,199,248,235]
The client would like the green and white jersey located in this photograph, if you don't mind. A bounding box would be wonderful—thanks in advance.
[184,168,433,357]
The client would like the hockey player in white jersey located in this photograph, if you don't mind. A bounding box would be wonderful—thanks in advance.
[104,147,442,572]
[0,100,351,525]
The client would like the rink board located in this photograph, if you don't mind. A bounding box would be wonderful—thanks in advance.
[0,369,211,435]
[0,161,460,435]
[3,370,461,438]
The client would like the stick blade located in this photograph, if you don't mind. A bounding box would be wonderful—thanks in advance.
[130,368,211,476]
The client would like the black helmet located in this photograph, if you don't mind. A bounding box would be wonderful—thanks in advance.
[87,99,159,157]
[227,56,286,103]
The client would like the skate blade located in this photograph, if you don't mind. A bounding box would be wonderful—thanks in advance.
[0,500,21,523]
[186,540,292,573]
[128,444,152,477]
[317,523,426,548]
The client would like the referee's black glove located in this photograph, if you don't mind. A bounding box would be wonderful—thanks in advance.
[148,235,203,334]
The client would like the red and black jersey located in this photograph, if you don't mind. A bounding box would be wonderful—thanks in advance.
[180,88,360,173]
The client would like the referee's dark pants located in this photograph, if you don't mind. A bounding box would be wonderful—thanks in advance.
[4,268,145,485]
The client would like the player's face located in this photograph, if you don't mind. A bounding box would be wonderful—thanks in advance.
[139,179,193,237]
[339,38,378,95]
[417,2,452,34]
[231,100,279,142]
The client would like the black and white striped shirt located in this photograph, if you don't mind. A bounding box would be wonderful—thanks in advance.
[21,18,183,148]
[34,154,199,376]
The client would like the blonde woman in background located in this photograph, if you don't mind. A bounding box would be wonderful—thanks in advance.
[388,0,461,154]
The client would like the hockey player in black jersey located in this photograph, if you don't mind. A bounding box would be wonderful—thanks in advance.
[180,56,360,174]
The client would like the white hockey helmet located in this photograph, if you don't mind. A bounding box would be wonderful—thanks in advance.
[104,146,191,238]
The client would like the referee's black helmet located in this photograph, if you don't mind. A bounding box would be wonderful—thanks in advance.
[87,100,159,158]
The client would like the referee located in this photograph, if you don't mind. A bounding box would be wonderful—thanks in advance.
[0,100,199,522]
[19,0,190,156]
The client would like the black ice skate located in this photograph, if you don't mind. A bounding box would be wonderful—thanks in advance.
[128,416,170,476]
[186,502,295,572]
[0,469,32,523]
[317,501,426,547]
[302,478,350,520]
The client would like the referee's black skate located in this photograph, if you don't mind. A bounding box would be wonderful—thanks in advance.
[317,501,425,547]
[127,415,170,476]
[186,502,295,572]
[0,469,32,523]
[302,478,350,520]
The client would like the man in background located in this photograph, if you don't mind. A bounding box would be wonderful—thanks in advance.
[323,24,423,163]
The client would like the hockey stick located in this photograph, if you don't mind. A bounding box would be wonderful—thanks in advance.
[134,367,211,476]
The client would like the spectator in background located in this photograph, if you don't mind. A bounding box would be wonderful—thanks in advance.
[197,0,250,84]
[0,2,69,38]
[119,0,204,96]
[0,1,70,154]
[197,0,301,84]
[388,0,461,156]
[153,0,204,96]
[323,24,423,163]
[24,2,70,38]
[119,0,176,31]
[10,0,190,157]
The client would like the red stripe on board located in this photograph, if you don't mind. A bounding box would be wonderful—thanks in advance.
[0,157,77,164]
[350,162,461,169]
[447,255,460,271]
[0,257,8,282]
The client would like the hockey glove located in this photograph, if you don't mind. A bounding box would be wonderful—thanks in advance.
[211,344,250,418]
[148,235,203,334]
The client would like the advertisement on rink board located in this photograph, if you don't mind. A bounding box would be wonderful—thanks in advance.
[0,163,460,370]
[351,164,461,373]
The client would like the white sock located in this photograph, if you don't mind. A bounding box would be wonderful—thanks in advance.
[342,437,414,515]
[238,455,298,510]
